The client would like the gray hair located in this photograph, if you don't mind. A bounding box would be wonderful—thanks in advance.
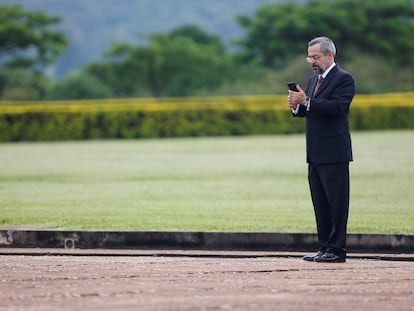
[309,37,336,56]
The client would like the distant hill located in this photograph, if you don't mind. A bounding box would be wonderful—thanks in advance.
[4,0,276,77]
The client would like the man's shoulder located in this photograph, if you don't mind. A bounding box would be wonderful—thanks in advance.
[334,65,353,78]
[329,65,354,85]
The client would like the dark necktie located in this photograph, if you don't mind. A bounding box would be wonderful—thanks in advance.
[313,75,323,96]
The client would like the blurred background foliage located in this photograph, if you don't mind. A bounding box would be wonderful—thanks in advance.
[0,0,413,101]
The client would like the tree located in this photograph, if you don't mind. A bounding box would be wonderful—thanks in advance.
[0,4,67,99]
[0,4,67,70]
[0,69,49,100]
[169,25,226,55]
[47,73,113,100]
[235,0,414,68]
[86,25,228,97]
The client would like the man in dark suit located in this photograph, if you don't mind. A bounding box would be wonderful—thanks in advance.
[287,36,355,263]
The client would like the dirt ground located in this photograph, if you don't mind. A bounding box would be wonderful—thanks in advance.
[0,249,413,311]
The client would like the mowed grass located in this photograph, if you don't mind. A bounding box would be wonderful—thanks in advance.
[1,130,413,233]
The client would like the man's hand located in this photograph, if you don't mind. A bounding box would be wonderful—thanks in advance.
[287,84,307,109]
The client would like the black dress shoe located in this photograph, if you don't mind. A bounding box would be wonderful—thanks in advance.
[314,252,346,263]
[303,251,325,262]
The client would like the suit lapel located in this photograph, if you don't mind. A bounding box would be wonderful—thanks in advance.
[314,65,338,97]
[309,75,319,98]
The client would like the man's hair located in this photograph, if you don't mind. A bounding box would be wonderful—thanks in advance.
[309,37,336,56]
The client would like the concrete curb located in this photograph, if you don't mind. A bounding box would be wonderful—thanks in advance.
[1,230,413,253]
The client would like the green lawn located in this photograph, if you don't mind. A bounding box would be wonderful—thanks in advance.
[1,130,413,233]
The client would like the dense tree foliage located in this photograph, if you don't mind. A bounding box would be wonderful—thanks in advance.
[0,4,67,69]
[235,0,414,68]
[85,25,228,98]
[47,73,113,100]
[0,69,49,100]
[1,1,414,100]
[3,0,274,76]
[0,4,67,99]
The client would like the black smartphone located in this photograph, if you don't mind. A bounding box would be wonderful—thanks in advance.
[287,82,298,92]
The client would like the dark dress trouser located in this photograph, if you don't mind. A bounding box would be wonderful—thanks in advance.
[308,162,350,255]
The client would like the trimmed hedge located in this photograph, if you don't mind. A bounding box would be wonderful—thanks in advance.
[0,93,413,141]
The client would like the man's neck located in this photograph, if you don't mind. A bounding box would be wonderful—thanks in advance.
[321,62,336,78]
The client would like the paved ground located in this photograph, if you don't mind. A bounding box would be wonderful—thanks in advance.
[1,249,413,311]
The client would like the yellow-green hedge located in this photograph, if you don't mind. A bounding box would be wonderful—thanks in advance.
[0,93,413,141]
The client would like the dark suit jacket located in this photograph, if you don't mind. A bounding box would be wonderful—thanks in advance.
[293,65,355,164]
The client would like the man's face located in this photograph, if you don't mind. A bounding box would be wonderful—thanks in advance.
[307,43,332,74]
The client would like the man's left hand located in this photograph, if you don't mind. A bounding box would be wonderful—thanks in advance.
[288,84,307,109]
